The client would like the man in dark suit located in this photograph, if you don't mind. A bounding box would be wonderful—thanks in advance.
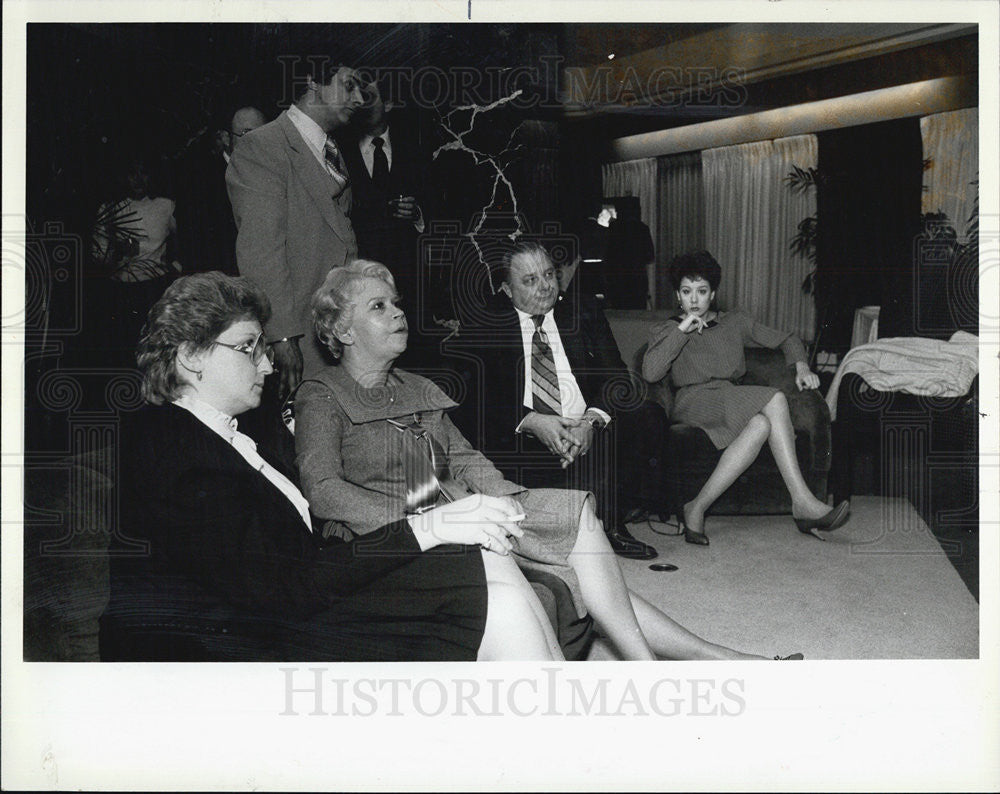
[604,196,654,309]
[449,240,664,560]
[339,79,428,298]
[176,106,266,275]
[227,62,364,397]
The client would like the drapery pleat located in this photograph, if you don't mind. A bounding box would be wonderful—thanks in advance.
[655,152,703,309]
[921,108,978,240]
[702,135,817,340]
[602,158,658,231]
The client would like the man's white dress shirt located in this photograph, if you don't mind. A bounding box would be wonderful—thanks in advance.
[513,306,611,427]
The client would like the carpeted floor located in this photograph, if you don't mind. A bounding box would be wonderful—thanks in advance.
[589,496,979,660]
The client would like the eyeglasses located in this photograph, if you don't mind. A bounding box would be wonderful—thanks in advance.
[213,332,274,366]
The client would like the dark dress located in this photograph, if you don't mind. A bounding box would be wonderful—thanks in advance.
[103,402,487,661]
[644,311,807,449]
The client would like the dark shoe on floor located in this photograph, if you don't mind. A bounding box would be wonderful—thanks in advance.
[794,500,850,539]
[683,526,710,546]
[606,524,658,560]
[775,653,805,660]
[681,501,709,546]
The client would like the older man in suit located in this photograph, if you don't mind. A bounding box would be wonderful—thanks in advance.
[449,241,665,560]
[227,62,365,397]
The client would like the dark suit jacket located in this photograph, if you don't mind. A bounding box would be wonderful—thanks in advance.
[112,403,421,620]
[226,111,358,375]
[175,147,238,275]
[338,117,432,307]
[448,291,636,472]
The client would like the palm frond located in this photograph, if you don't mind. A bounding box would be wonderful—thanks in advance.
[789,214,818,263]
[784,165,820,194]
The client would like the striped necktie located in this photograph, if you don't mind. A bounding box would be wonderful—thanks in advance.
[530,314,563,416]
[323,136,350,193]
[387,415,449,515]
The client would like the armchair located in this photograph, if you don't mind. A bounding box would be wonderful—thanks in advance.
[638,344,832,517]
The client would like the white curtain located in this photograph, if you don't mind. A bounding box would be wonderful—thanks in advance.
[921,107,978,241]
[602,158,658,232]
[656,152,704,309]
[702,134,817,340]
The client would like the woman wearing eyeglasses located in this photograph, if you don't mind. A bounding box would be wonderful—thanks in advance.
[104,271,565,661]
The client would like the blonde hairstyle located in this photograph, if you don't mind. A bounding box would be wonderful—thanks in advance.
[311,259,397,359]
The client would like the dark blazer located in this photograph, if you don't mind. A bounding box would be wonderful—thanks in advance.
[112,403,422,619]
[338,117,431,306]
[448,291,635,469]
[102,403,489,661]
[175,146,238,275]
[226,110,358,375]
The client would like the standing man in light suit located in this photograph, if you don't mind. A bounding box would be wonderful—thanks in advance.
[227,60,365,398]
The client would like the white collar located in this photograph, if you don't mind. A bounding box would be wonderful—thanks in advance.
[173,393,239,439]
[287,103,329,153]
[514,306,555,326]
[360,124,391,152]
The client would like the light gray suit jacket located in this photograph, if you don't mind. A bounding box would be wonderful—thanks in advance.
[226,110,357,375]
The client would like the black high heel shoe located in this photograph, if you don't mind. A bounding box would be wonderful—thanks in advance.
[681,503,709,546]
[793,500,850,540]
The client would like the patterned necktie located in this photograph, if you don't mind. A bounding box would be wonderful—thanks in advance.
[371,136,390,191]
[323,136,350,193]
[531,314,563,416]
[387,415,449,515]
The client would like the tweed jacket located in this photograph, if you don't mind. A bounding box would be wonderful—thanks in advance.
[226,110,358,375]
[294,365,524,540]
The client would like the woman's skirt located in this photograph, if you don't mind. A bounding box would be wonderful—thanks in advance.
[276,544,489,661]
[673,380,779,449]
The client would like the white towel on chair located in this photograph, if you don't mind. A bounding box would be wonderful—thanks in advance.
[825,331,978,420]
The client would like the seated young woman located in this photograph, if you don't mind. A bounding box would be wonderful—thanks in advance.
[106,271,566,661]
[293,259,800,661]
[642,250,850,546]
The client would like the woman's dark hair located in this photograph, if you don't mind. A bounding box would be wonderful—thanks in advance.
[669,250,723,291]
[113,152,174,201]
[137,272,271,405]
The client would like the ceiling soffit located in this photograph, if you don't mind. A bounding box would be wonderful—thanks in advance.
[560,22,977,117]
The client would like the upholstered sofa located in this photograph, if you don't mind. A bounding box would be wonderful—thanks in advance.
[23,451,111,661]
